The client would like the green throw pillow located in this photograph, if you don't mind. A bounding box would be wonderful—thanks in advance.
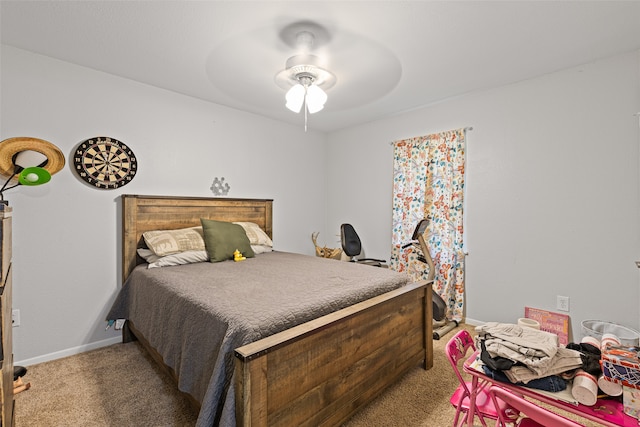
[200,218,255,262]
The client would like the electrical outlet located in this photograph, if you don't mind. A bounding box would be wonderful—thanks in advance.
[557,296,570,312]
[12,309,20,327]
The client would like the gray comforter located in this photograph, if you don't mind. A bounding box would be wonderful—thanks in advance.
[107,251,410,426]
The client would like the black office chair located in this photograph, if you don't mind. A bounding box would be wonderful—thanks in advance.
[340,223,387,267]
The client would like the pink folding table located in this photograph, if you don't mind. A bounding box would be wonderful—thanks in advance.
[463,351,639,426]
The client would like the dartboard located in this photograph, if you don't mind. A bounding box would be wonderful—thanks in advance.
[73,137,137,189]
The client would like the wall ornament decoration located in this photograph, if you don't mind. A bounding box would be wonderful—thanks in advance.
[73,136,137,189]
[210,177,230,196]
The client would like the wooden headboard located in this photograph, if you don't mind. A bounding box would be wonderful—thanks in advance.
[121,195,273,282]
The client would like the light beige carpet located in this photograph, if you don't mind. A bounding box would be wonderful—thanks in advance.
[13,324,599,426]
[14,338,198,427]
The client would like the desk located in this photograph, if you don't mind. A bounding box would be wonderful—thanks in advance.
[463,351,639,427]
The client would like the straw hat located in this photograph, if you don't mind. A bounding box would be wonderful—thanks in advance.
[0,137,65,177]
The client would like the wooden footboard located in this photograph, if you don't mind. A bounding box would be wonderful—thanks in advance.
[234,280,433,427]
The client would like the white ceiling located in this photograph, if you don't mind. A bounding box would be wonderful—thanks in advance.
[2,1,640,132]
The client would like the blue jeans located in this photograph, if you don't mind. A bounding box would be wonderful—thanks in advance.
[482,365,567,392]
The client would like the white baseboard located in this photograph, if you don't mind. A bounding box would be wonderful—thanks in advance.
[15,336,122,367]
[463,317,484,326]
[15,319,488,367]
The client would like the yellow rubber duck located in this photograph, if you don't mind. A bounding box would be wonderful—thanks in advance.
[233,249,246,262]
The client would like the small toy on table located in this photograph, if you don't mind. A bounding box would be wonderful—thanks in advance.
[600,343,640,420]
[233,249,246,262]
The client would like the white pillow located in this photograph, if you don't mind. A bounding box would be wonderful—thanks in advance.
[251,244,273,255]
[137,248,209,268]
[142,226,205,256]
[233,222,273,247]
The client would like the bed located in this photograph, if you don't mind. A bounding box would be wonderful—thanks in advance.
[110,194,433,426]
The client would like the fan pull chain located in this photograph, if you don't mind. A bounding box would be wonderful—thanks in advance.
[304,101,308,132]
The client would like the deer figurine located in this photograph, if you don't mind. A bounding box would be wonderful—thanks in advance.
[311,232,343,260]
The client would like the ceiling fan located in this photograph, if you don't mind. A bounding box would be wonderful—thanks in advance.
[275,27,336,131]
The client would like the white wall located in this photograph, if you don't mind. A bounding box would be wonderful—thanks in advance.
[326,51,640,341]
[1,46,328,364]
[2,44,639,364]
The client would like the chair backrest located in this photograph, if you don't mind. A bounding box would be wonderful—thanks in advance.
[340,223,362,257]
[488,386,583,427]
[446,329,476,365]
[445,329,476,393]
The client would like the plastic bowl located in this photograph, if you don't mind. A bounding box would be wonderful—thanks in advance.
[581,320,640,346]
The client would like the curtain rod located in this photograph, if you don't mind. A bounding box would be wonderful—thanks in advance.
[388,126,473,145]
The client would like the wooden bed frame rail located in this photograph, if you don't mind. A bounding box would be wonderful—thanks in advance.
[235,280,433,426]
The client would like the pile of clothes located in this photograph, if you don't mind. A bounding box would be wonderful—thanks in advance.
[476,322,601,392]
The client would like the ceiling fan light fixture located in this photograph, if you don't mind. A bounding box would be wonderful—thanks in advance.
[285,84,305,113]
[275,60,335,118]
[305,84,327,114]
[274,29,337,130]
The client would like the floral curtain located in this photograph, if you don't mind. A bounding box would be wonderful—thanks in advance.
[390,129,466,321]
